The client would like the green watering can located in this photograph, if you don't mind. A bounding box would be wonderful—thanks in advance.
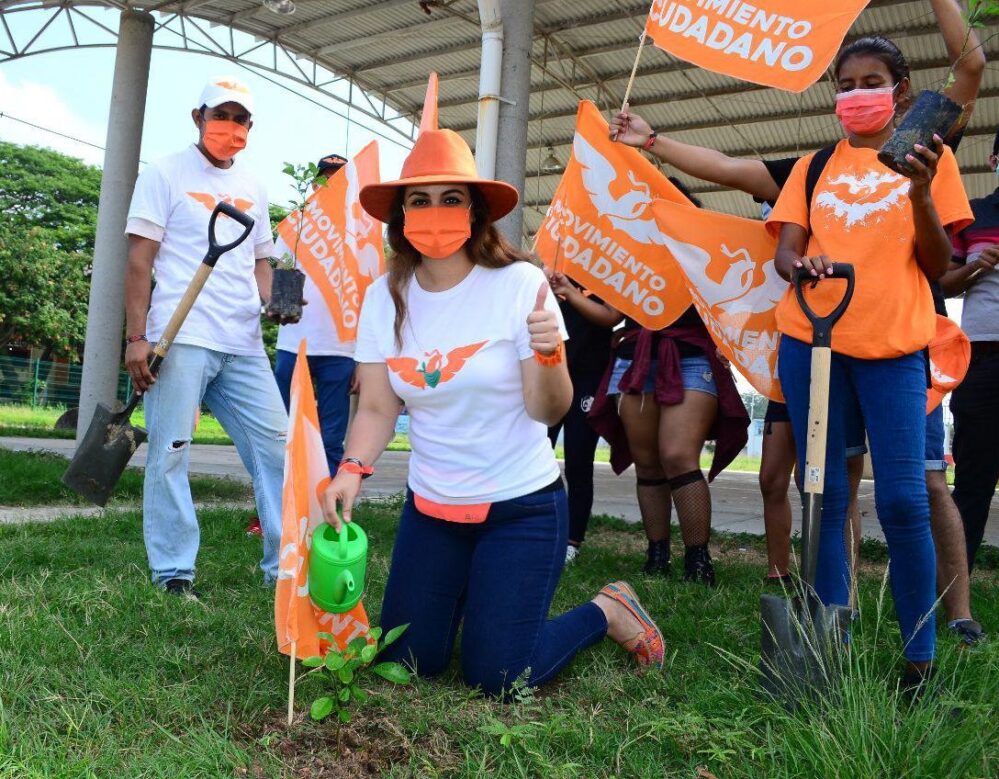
[309,521,367,613]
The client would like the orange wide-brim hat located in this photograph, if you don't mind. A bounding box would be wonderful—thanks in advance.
[359,73,520,224]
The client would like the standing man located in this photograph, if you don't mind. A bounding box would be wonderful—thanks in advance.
[273,154,356,476]
[942,128,999,573]
[123,76,287,597]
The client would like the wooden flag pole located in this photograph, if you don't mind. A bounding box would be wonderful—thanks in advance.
[287,641,297,727]
[612,29,648,140]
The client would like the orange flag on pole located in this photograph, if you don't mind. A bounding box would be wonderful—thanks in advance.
[276,142,385,344]
[651,198,787,401]
[534,100,693,330]
[276,341,370,661]
[644,0,869,93]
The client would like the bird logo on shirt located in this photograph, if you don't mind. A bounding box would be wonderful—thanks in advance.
[386,341,488,389]
[186,192,256,214]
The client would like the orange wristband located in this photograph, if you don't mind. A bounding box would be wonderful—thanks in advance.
[533,339,564,367]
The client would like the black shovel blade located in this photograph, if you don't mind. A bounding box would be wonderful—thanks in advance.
[61,401,148,507]
[760,590,853,707]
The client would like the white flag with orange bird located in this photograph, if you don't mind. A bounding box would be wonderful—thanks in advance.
[276,341,370,723]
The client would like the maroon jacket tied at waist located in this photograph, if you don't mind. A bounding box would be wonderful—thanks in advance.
[588,326,749,481]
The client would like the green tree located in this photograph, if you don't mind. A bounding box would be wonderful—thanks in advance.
[0,142,102,254]
[0,143,100,358]
[0,229,90,358]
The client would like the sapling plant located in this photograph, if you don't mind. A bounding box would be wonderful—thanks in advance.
[879,0,999,174]
[300,623,411,734]
[267,161,326,321]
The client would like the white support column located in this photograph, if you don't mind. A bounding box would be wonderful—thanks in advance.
[474,0,503,180]
[494,0,535,246]
[76,10,154,440]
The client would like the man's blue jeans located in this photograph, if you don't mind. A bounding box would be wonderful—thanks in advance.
[378,488,608,696]
[274,350,354,475]
[778,336,937,662]
[143,344,287,585]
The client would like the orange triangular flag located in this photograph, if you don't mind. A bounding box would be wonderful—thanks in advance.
[275,341,370,660]
[420,71,439,133]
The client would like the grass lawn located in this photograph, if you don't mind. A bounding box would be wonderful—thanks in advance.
[1,502,996,777]
[0,449,252,507]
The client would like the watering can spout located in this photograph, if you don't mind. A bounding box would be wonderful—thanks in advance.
[331,570,356,605]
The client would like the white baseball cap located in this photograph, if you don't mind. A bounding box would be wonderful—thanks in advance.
[198,75,255,115]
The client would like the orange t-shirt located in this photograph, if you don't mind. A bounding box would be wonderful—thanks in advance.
[767,140,972,359]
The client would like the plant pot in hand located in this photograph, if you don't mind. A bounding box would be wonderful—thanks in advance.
[878,90,964,176]
[269,267,306,322]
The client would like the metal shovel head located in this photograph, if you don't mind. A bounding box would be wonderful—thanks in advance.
[760,588,854,707]
[61,401,148,507]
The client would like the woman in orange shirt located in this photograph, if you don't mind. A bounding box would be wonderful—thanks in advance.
[768,36,973,688]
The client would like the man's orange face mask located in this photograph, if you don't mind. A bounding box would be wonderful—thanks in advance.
[403,206,472,259]
[201,119,248,161]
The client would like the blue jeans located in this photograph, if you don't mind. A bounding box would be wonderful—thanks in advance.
[274,350,354,475]
[778,336,936,662]
[143,344,287,585]
[609,355,718,396]
[379,487,608,696]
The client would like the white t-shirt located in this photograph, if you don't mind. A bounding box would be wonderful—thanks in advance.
[126,145,275,356]
[355,261,568,504]
[274,235,355,358]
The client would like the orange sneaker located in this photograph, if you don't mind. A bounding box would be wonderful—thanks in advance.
[598,581,665,669]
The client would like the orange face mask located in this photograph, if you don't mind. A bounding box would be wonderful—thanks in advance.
[202,119,248,161]
[403,206,471,259]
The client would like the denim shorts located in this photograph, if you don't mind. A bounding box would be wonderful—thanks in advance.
[609,355,718,397]
[844,393,869,459]
[925,404,947,472]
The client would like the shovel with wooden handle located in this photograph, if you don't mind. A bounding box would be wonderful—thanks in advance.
[760,263,856,706]
[62,201,255,506]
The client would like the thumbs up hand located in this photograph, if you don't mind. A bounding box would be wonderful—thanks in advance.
[527,281,561,357]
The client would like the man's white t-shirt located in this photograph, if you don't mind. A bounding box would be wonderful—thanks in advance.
[126,145,275,356]
[274,235,355,358]
[354,261,568,504]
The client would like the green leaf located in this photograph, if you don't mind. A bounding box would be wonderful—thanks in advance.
[368,627,383,641]
[337,666,355,685]
[325,653,346,672]
[338,709,352,724]
[372,662,411,685]
[383,624,409,648]
[351,685,369,704]
[346,658,363,672]
[317,632,336,642]
[339,687,351,703]
[500,733,512,747]
[347,636,368,657]
[301,655,324,668]
[360,644,377,664]
[310,697,334,721]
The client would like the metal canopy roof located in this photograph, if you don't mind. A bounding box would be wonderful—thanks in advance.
[3,0,999,235]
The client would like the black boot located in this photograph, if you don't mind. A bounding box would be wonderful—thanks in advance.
[683,545,716,587]
[643,540,671,577]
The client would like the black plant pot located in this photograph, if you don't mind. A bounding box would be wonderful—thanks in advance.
[878,90,964,176]
[269,268,306,323]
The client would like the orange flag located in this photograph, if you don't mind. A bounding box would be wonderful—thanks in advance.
[927,315,971,413]
[276,141,385,343]
[651,198,787,400]
[645,0,869,93]
[276,341,370,660]
[534,101,694,329]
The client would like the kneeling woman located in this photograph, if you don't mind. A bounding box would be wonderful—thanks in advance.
[320,86,664,696]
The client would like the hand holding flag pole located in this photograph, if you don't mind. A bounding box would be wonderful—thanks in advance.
[612,26,648,141]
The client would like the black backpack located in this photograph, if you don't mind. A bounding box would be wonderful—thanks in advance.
[804,144,837,209]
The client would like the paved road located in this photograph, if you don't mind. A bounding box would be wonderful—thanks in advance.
[4,436,998,546]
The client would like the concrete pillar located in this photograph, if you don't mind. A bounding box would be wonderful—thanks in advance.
[494,0,535,245]
[76,10,154,440]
